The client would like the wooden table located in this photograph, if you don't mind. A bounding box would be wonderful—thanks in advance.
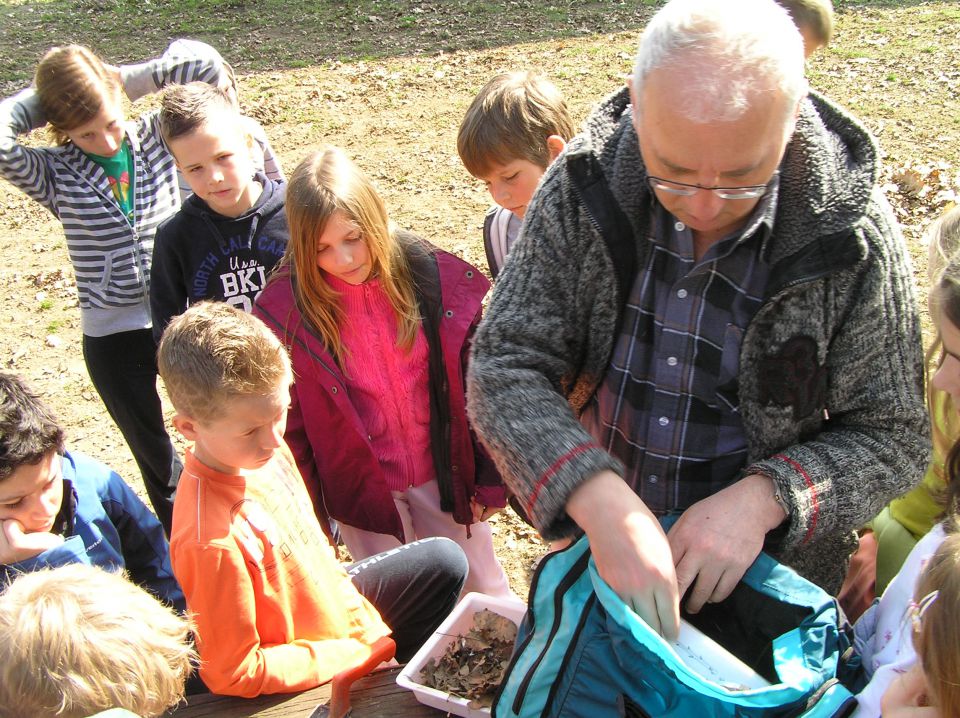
[167,667,448,717]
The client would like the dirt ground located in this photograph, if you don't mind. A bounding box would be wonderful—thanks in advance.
[1,2,959,595]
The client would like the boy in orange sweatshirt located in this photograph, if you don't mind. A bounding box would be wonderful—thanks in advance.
[157,302,467,697]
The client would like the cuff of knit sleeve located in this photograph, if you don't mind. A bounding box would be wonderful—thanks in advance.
[533,444,624,541]
[474,484,507,510]
[747,456,819,550]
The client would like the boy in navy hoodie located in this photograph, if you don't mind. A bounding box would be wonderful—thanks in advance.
[151,82,288,342]
[0,372,183,611]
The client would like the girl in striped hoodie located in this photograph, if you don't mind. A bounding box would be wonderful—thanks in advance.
[0,39,225,532]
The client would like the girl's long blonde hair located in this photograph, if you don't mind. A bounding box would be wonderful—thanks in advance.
[283,147,420,364]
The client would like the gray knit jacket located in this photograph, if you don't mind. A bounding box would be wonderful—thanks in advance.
[467,87,930,592]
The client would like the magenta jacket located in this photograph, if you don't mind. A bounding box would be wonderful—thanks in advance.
[254,233,506,540]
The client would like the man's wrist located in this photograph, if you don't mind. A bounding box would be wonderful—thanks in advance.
[738,473,789,530]
[567,470,640,532]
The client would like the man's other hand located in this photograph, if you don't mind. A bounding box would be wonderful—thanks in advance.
[668,474,787,613]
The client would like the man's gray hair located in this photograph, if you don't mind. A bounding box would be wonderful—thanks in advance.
[633,0,807,123]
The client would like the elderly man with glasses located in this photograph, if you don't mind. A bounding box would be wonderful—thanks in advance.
[467,0,927,640]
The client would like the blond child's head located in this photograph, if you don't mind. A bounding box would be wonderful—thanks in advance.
[910,530,960,715]
[34,44,126,155]
[773,0,834,58]
[457,72,574,220]
[157,302,292,474]
[159,81,259,218]
[283,146,419,364]
[0,563,195,718]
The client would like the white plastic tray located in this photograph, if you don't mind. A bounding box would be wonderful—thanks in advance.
[396,592,527,717]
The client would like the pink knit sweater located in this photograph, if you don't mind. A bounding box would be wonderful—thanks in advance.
[329,273,435,492]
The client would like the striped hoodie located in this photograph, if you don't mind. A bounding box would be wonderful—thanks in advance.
[0,39,223,337]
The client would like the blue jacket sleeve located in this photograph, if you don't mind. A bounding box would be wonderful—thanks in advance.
[100,471,185,612]
[1,535,95,588]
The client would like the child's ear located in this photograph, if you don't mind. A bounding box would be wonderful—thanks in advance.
[546,135,567,162]
[172,413,199,441]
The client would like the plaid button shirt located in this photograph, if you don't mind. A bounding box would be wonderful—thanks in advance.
[581,182,778,515]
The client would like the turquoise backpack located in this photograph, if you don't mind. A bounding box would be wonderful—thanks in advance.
[493,534,858,718]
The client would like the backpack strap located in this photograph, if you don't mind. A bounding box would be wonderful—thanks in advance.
[484,206,514,280]
[565,150,636,308]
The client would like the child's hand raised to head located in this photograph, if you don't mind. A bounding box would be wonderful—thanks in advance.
[470,497,502,523]
[0,518,64,564]
[881,665,941,718]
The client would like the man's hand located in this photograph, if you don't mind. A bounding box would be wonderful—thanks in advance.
[0,518,63,564]
[567,471,680,640]
[881,665,940,718]
[668,474,787,613]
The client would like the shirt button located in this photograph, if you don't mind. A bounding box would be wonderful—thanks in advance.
[648,475,658,484]
[676,288,688,299]
[674,221,685,232]
[331,386,339,394]
[658,416,669,427]
[667,356,678,367]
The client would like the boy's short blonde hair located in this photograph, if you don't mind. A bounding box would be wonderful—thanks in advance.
[0,564,195,718]
[157,302,291,422]
[159,81,239,144]
[457,71,575,177]
[774,0,834,50]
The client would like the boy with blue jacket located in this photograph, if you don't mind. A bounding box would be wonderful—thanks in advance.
[0,372,183,611]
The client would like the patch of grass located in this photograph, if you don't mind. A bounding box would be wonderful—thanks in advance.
[46,319,62,333]
[0,0,659,93]
[38,298,53,310]
[829,47,872,60]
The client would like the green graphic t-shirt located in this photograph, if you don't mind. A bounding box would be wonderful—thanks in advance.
[87,140,135,225]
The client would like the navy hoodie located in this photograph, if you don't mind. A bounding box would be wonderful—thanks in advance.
[150,173,288,342]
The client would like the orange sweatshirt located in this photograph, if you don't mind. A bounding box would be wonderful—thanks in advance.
[169,446,390,697]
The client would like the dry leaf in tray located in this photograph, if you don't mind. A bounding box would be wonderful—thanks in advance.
[420,608,518,709]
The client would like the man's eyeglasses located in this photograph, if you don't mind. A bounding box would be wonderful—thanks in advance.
[646,175,771,201]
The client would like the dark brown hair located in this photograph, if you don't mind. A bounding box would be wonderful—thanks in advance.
[0,372,65,481]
